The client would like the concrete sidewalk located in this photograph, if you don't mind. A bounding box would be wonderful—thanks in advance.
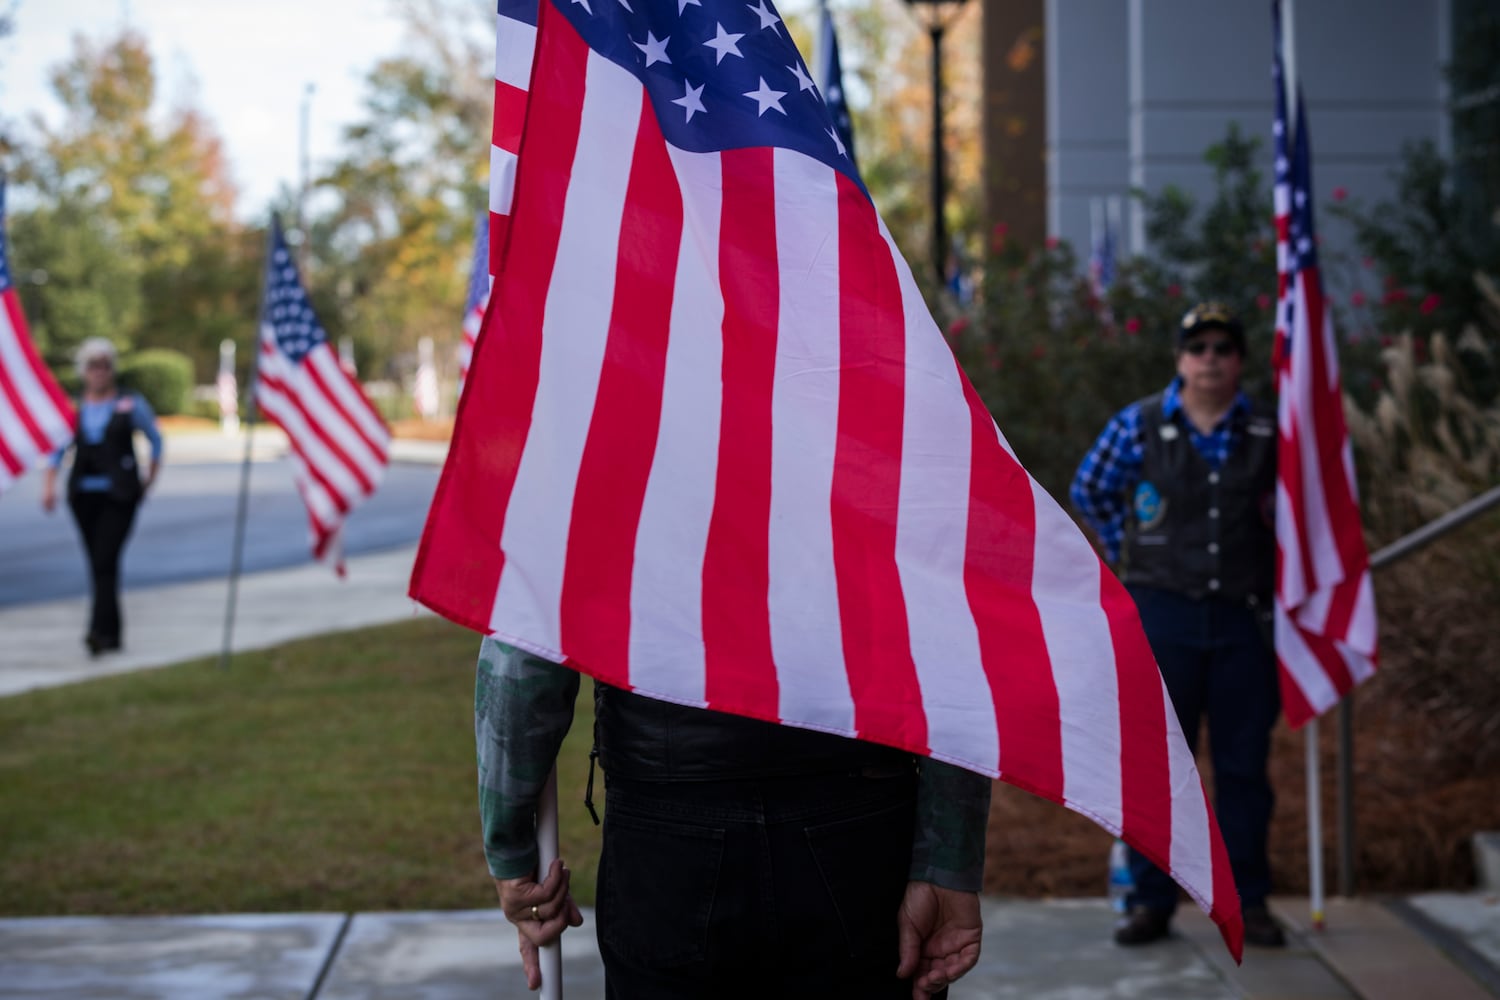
[3,895,1498,999]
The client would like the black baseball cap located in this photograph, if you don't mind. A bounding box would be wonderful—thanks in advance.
[1177,301,1245,353]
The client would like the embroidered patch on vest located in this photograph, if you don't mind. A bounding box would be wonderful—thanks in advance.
[1134,481,1167,531]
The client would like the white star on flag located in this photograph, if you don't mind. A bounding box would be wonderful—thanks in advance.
[704,22,744,63]
[744,76,786,116]
[746,0,780,30]
[789,61,815,93]
[672,79,706,121]
[635,30,671,65]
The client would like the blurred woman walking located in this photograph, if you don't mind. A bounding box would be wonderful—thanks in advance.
[41,338,163,656]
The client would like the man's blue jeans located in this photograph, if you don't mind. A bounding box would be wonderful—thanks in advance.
[596,769,931,999]
[1125,586,1280,915]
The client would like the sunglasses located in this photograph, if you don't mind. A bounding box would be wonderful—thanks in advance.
[1182,340,1238,358]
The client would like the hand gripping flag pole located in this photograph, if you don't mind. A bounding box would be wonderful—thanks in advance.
[536,766,562,999]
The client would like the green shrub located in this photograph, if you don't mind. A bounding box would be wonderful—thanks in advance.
[118,348,195,416]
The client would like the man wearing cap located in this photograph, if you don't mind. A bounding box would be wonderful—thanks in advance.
[1070,302,1285,949]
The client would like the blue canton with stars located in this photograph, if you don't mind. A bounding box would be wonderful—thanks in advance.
[1286,91,1319,275]
[0,179,13,293]
[263,219,328,365]
[544,0,864,191]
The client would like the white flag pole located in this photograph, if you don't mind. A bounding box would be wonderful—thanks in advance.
[536,765,563,999]
[1280,0,1325,931]
[1306,717,1325,928]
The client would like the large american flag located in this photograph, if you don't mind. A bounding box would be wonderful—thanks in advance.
[0,178,74,495]
[1271,1,1378,725]
[415,0,1243,957]
[255,219,391,573]
[458,213,492,386]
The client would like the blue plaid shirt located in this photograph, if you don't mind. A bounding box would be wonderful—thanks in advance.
[1069,378,1253,564]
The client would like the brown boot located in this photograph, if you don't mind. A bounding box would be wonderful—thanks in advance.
[1113,907,1172,945]
[1242,905,1287,948]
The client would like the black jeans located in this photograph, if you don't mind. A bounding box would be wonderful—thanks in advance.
[1125,586,1280,914]
[597,769,933,999]
[68,492,139,647]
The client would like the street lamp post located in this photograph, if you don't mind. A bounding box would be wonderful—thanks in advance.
[297,82,315,273]
[903,0,971,288]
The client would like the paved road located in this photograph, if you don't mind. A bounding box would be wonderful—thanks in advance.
[0,455,441,608]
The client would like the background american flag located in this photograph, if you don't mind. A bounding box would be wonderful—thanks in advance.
[0,179,74,495]
[458,212,492,386]
[255,219,391,573]
[1271,1,1378,726]
[415,0,1245,956]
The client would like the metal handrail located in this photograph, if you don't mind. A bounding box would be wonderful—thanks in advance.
[1337,482,1500,896]
[1369,484,1500,570]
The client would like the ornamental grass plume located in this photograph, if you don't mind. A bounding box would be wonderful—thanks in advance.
[1349,318,1500,540]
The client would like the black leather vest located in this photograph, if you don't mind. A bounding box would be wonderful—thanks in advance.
[68,399,142,504]
[1120,392,1277,601]
[594,683,915,782]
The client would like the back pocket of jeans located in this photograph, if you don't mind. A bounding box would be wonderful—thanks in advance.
[597,810,726,968]
[805,800,913,959]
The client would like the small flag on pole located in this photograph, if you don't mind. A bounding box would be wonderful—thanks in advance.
[255,218,391,573]
[458,213,492,386]
[414,0,1245,959]
[1271,0,1378,725]
[816,0,856,168]
[217,339,240,435]
[1089,197,1117,298]
[0,178,75,494]
[413,336,441,419]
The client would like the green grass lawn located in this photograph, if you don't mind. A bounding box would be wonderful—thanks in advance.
[0,617,602,916]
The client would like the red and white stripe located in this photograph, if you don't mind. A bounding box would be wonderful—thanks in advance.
[458,291,487,384]
[412,4,1243,957]
[1273,264,1378,725]
[488,3,537,277]
[255,336,390,572]
[0,288,74,494]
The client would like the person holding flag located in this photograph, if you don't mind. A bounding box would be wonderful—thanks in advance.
[1070,302,1285,949]
[418,0,1249,992]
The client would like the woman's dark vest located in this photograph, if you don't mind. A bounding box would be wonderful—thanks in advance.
[68,398,143,504]
[1120,392,1277,601]
[594,683,915,782]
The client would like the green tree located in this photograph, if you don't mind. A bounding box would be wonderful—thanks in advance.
[311,0,493,378]
[831,0,984,296]
[9,30,254,377]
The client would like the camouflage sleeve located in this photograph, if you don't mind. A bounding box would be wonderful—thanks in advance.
[475,638,580,880]
[908,758,992,892]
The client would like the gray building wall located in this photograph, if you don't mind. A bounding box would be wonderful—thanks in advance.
[1047,0,1450,260]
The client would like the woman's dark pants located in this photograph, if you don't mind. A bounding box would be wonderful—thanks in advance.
[68,492,138,648]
